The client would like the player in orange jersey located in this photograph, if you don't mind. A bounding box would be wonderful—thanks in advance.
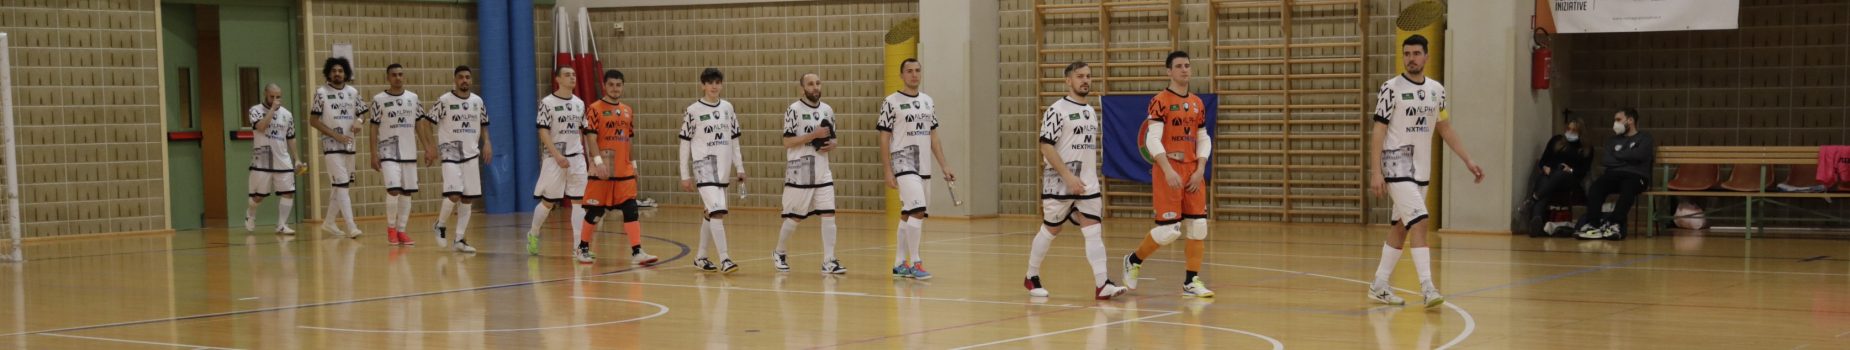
[1121,51,1215,298]
[581,69,659,266]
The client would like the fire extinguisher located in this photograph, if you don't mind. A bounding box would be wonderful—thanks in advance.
[1532,27,1552,90]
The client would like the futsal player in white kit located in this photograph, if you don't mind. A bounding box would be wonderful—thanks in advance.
[1366,35,1485,308]
[774,73,845,274]
[368,63,422,245]
[679,68,745,274]
[526,66,590,258]
[424,65,494,253]
[245,84,305,234]
[308,57,367,238]
[879,58,955,281]
[1023,61,1127,300]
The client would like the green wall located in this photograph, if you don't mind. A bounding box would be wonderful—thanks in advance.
[162,4,205,230]
[218,5,302,227]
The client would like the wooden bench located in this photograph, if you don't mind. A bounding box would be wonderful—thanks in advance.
[1644,146,1850,238]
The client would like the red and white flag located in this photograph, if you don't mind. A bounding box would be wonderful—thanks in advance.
[552,6,574,93]
[575,8,602,100]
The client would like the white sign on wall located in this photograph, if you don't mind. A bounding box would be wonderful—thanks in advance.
[1549,0,1739,33]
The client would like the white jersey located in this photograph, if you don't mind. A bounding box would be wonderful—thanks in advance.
[310,84,368,154]
[247,104,297,172]
[679,99,742,186]
[1039,97,1101,197]
[537,94,587,158]
[877,91,939,179]
[1372,74,1447,185]
[369,90,422,162]
[782,100,835,187]
[425,92,489,163]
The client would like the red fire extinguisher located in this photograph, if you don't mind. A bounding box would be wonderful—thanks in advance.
[1532,27,1552,90]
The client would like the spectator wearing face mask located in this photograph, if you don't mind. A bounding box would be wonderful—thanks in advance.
[1575,108,1655,240]
[1520,111,1591,237]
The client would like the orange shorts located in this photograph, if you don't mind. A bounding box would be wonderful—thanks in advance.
[1152,160,1207,225]
[583,177,637,208]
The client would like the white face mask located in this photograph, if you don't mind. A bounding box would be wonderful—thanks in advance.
[1564,132,1580,142]
[1612,121,1627,135]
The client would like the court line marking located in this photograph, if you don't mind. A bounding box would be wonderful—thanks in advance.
[585,230,1024,277]
[1174,259,1478,350]
[975,241,1850,277]
[584,280,1090,309]
[0,236,691,338]
[2,231,1019,338]
[1140,320,1286,350]
[34,332,243,350]
[299,297,668,334]
[947,311,1182,350]
[891,248,1477,350]
[1083,233,1850,263]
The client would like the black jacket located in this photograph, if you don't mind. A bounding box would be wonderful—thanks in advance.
[1537,134,1591,175]
[1601,132,1655,178]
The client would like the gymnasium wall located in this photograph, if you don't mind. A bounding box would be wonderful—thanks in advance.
[582,1,919,211]
[1553,0,1850,229]
[303,0,484,219]
[998,0,1422,221]
[0,0,167,237]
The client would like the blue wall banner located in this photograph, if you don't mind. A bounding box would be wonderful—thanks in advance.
[1100,94,1216,184]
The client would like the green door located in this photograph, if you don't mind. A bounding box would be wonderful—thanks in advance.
[162,4,205,230]
[218,4,300,228]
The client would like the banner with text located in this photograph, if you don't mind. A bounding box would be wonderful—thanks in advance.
[1549,0,1738,33]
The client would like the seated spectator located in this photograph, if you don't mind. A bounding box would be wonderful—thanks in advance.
[1576,108,1654,240]
[1521,112,1590,237]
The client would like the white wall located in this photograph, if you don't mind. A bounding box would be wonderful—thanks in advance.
[919,0,1000,217]
[1441,0,1553,232]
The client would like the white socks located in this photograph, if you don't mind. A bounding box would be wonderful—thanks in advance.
[437,199,455,230]
[1411,247,1434,290]
[904,218,924,264]
[335,188,356,229]
[893,218,910,266]
[708,218,730,261]
[697,218,711,259]
[276,197,293,229]
[396,196,412,231]
[776,219,798,254]
[569,204,586,244]
[820,217,838,261]
[246,198,260,221]
[1373,244,1402,288]
[1026,226,1054,277]
[1081,224,1107,288]
[384,194,399,229]
[528,203,554,237]
[454,203,472,241]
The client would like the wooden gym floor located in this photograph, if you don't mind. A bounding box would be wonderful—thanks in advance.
[0,207,1847,349]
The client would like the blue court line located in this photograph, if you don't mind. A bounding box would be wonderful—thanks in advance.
[1450,256,1663,297]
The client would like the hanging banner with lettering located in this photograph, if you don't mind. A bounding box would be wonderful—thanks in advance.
[1549,0,1738,33]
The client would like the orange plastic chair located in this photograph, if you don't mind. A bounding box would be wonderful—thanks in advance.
[1783,164,1821,188]
[1720,164,1769,192]
[1666,164,1720,191]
